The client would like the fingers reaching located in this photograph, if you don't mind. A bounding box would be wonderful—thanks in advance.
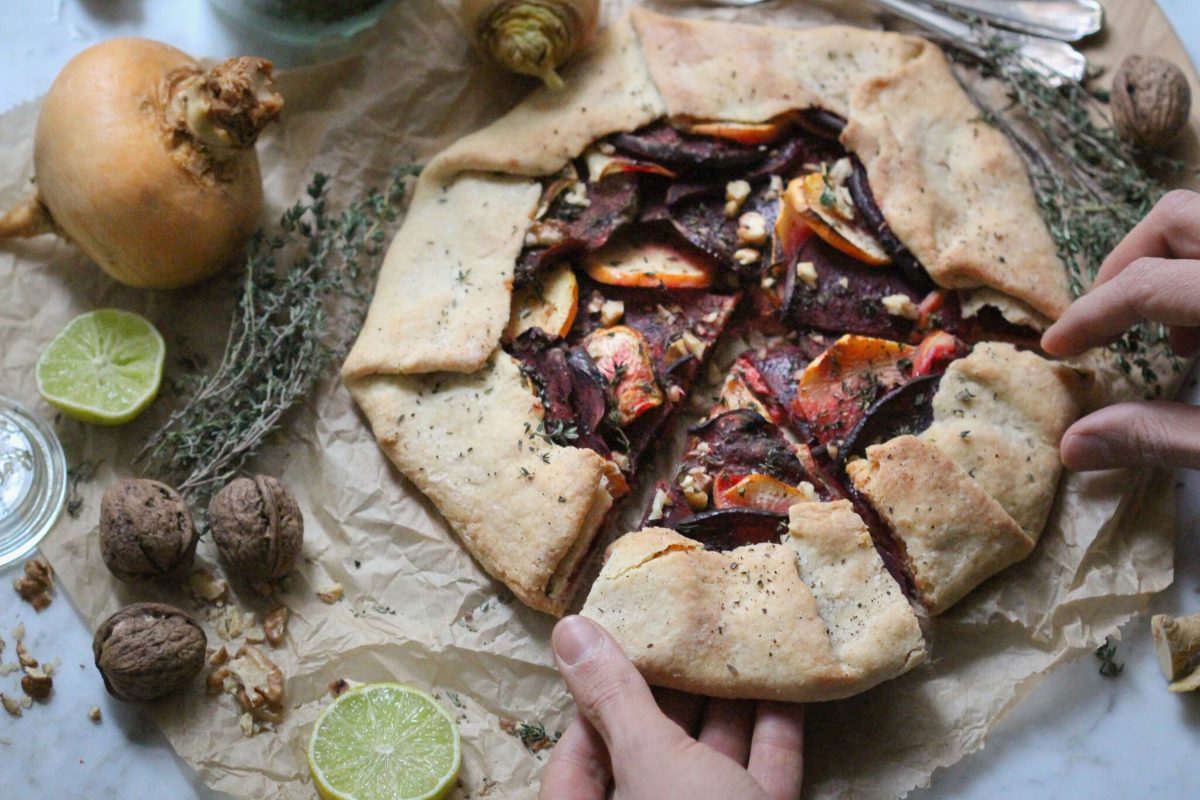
[1042,257,1200,357]
[653,686,705,737]
[697,699,756,766]
[1060,401,1200,471]
[550,615,680,764]
[538,717,611,800]
[1094,190,1200,288]
[748,702,806,800]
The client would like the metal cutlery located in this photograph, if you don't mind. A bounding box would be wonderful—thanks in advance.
[864,0,1089,84]
[916,0,1103,42]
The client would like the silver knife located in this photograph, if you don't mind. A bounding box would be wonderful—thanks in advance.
[917,0,1104,42]
[865,0,1088,84]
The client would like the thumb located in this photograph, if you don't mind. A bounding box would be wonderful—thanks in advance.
[1061,401,1200,471]
[552,615,678,763]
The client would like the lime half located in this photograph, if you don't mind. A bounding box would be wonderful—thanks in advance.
[35,309,165,426]
[308,683,462,800]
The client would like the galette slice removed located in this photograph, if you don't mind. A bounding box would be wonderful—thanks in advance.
[580,499,926,702]
[844,342,1088,614]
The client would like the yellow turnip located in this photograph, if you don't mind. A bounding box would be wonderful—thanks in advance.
[0,39,283,289]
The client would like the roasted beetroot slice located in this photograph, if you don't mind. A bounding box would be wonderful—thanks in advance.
[847,158,933,291]
[795,108,846,140]
[672,507,788,551]
[670,184,780,275]
[782,236,921,341]
[838,374,942,470]
[688,409,814,488]
[933,291,1043,349]
[514,174,640,288]
[612,122,763,170]
[640,481,695,530]
[743,340,832,414]
[509,330,611,457]
[744,135,815,183]
[847,487,919,599]
[570,173,640,249]
[566,346,609,435]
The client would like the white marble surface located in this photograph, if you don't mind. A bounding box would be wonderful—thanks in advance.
[1,2,1199,798]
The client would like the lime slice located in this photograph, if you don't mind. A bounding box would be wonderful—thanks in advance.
[308,683,462,800]
[35,309,165,426]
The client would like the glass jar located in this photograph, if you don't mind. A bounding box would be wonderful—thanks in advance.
[209,0,399,47]
[0,397,66,568]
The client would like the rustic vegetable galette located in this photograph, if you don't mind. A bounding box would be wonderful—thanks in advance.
[343,10,1088,702]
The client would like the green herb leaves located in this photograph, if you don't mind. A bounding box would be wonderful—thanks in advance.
[139,166,420,505]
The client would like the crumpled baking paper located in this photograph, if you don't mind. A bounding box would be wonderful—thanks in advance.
[0,1,1194,798]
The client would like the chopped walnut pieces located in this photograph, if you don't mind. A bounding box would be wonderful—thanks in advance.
[737,211,768,246]
[243,626,266,645]
[13,558,53,611]
[263,606,289,648]
[207,604,252,642]
[328,678,350,698]
[21,668,52,700]
[598,299,625,328]
[209,644,285,725]
[188,569,229,606]
[317,583,344,604]
[88,706,102,723]
[724,179,751,217]
[15,641,37,670]
[1,693,21,718]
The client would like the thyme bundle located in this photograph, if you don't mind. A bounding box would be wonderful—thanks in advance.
[139,166,419,506]
[948,30,1187,393]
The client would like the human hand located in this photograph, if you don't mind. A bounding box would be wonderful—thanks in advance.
[1042,190,1200,471]
[539,615,805,800]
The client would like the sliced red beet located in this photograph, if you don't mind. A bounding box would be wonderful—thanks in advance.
[847,158,933,292]
[795,108,846,140]
[509,330,611,457]
[672,507,788,551]
[515,174,640,288]
[570,173,640,249]
[566,346,609,435]
[639,481,696,530]
[573,283,739,379]
[781,236,921,341]
[929,290,1043,349]
[688,409,815,489]
[669,184,780,277]
[743,340,832,412]
[837,374,942,469]
[612,122,763,170]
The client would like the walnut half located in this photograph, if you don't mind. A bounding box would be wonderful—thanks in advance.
[208,644,285,726]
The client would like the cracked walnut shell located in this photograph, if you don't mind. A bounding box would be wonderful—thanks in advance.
[93,602,207,702]
[207,476,303,583]
[99,479,198,583]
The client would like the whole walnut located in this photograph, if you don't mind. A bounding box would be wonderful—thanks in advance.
[207,475,303,584]
[1111,54,1192,151]
[99,479,198,583]
[93,602,207,702]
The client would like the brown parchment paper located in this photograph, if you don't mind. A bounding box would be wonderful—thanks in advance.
[0,1,1193,798]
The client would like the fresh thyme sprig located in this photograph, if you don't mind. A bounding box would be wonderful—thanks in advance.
[1095,635,1124,677]
[947,29,1187,393]
[138,166,420,506]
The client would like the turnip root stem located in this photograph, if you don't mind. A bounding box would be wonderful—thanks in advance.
[0,195,54,241]
[170,57,283,152]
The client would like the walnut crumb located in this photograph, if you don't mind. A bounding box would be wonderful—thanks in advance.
[263,606,288,648]
[88,706,102,723]
[15,641,37,670]
[189,569,229,606]
[21,668,52,700]
[1,693,21,718]
[317,583,344,604]
[208,644,285,724]
[13,558,53,611]
[328,678,350,698]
